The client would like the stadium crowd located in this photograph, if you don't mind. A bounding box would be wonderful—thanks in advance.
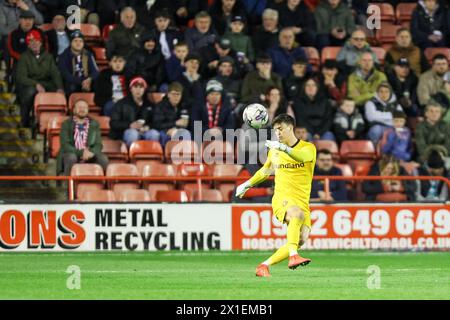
[1,0,450,202]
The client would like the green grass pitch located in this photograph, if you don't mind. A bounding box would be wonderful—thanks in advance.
[0,250,448,300]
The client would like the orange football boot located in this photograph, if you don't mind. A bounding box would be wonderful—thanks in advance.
[255,264,271,277]
[288,254,311,269]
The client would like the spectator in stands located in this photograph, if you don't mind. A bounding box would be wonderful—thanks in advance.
[198,37,236,79]
[97,0,127,29]
[277,0,316,47]
[267,28,309,79]
[252,8,279,56]
[191,79,235,135]
[126,30,166,93]
[364,82,403,146]
[153,82,190,146]
[106,7,145,60]
[333,98,365,144]
[295,126,310,141]
[151,9,184,61]
[311,149,347,201]
[292,78,335,141]
[59,0,100,27]
[46,11,71,60]
[411,0,449,49]
[318,59,347,106]
[109,76,159,146]
[381,111,412,162]
[58,30,99,96]
[94,53,129,117]
[348,52,387,108]
[166,42,189,83]
[265,86,295,124]
[415,103,450,161]
[240,53,283,103]
[224,14,255,63]
[0,0,43,41]
[415,149,449,201]
[208,0,247,36]
[417,54,449,109]
[314,0,356,50]
[385,28,429,76]
[177,53,204,108]
[362,155,416,201]
[431,71,450,123]
[212,56,241,109]
[57,99,109,176]
[15,30,64,127]
[184,11,218,53]
[336,29,379,75]
[7,10,44,64]
[386,58,420,117]
[341,0,369,29]
[283,57,312,103]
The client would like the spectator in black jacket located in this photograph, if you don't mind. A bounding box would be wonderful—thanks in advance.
[292,78,335,141]
[151,9,184,61]
[431,71,450,121]
[386,58,420,117]
[277,0,317,46]
[153,82,191,146]
[283,57,311,103]
[311,149,347,201]
[208,0,247,36]
[411,0,450,49]
[191,79,236,135]
[333,98,365,144]
[415,149,449,201]
[166,41,189,82]
[109,76,159,146]
[184,11,218,53]
[94,53,129,116]
[97,0,127,29]
[362,155,416,201]
[252,8,279,56]
[126,30,166,92]
[57,30,99,96]
[212,56,242,109]
[177,53,204,108]
[7,10,44,64]
[45,11,70,60]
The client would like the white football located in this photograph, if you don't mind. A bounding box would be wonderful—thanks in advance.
[243,103,269,129]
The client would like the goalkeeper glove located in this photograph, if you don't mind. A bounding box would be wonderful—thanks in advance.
[265,140,292,154]
[235,180,252,198]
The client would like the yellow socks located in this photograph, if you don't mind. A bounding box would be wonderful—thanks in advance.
[262,244,289,266]
[287,217,302,256]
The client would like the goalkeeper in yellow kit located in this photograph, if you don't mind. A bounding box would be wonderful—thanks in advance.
[236,114,316,277]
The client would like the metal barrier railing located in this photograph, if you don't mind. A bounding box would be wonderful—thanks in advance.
[0,175,449,202]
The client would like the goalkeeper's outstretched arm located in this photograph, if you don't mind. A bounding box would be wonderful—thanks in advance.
[235,157,273,198]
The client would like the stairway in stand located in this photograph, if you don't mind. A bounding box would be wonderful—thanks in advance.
[0,87,67,202]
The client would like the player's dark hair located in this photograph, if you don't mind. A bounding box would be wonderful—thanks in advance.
[317,149,332,157]
[272,114,295,128]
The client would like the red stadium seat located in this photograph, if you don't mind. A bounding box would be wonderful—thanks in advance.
[68,92,101,114]
[155,190,190,202]
[102,139,128,163]
[212,164,243,201]
[321,46,342,64]
[102,24,116,42]
[376,192,407,202]
[34,93,67,134]
[165,140,200,163]
[129,140,164,164]
[376,22,402,46]
[340,140,377,160]
[46,115,68,159]
[396,3,416,24]
[106,163,140,192]
[193,189,224,202]
[92,47,108,71]
[334,163,353,177]
[74,23,102,46]
[369,3,395,22]
[313,140,339,160]
[202,140,234,164]
[178,163,211,191]
[78,190,116,202]
[71,163,105,199]
[141,163,177,187]
[147,184,174,201]
[116,189,151,202]
[89,115,110,136]
[424,47,450,64]
[304,47,320,71]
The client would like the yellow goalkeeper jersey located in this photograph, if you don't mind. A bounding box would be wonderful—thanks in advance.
[249,140,317,212]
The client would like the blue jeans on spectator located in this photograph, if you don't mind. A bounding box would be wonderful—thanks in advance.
[368,124,390,146]
[103,100,115,117]
[123,128,160,146]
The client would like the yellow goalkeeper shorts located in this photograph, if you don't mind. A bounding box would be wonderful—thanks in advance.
[272,197,311,227]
